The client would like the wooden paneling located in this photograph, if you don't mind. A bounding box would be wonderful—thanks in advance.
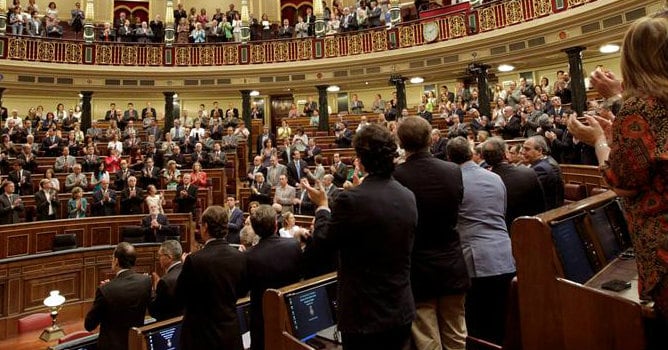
[0,245,162,340]
[0,213,192,259]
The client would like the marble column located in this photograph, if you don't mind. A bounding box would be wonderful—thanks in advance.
[564,46,587,117]
[80,91,93,132]
[163,92,176,135]
[316,85,329,132]
[390,75,407,113]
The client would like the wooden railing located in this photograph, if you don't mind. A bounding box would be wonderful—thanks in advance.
[0,0,596,66]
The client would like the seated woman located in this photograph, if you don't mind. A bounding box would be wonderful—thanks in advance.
[277,119,292,140]
[278,212,307,239]
[144,184,165,214]
[67,186,88,218]
[163,160,181,190]
[190,162,208,187]
[292,127,308,152]
[45,168,60,193]
[90,162,110,191]
[347,157,366,185]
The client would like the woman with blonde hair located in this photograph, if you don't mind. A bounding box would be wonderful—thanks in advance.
[568,11,668,327]
[67,186,87,218]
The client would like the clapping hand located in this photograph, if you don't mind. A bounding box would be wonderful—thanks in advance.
[301,178,328,208]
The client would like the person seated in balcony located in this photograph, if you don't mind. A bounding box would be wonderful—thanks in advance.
[278,18,293,39]
[118,19,134,42]
[45,3,63,37]
[294,15,308,38]
[27,11,44,37]
[134,21,154,44]
[9,6,24,36]
[206,19,223,42]
[190,22,206,43]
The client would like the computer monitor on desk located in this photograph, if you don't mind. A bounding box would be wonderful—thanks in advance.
[49,333,99,350]
[285,281,337,342]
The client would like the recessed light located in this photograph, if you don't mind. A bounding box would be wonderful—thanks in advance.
[409,77,424,84]
[599,44,620,54]
[326,85,340,92]
[498,64,515,72]
[250,90,260,96]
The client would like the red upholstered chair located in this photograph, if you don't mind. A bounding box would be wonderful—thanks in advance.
[17,312,52,334]
[58,330,95,344]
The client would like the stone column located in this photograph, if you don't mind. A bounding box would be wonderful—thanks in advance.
[564,46,587,117]
[316,85,329,132]
[0,87,6,122]
[163,92,176,135]
[471,63,491,118]
[240,89,252,161]
[80,91,93,132]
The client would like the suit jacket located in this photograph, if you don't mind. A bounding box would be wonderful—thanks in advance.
[430,137,448,160]
[250,181,272,205]
[247,164,267,186]
[208,150,227,168]
[42,136,62,156]
[303,146,322,165]
[247,236,302,350]
[54,155,76,173]
[492,162,547,229]
[176,239,248,350]
[141,213,170,240]
[305,174,417,333]
[394,152,470,300]
[92,188,117,216]
[227,207,244,244]
[115,168,133,190]
[266,164,287,187]
[174,184,198,215]
[141,107,157,119]
[8,170,32,195]
[140,166,160,188]
[35,190,59,220]
[332,162,348,187]
[286,159,308,186]
[120,187,144,215]
[0,193,24,225]
[84,270,152,350]
[531,157,564,211]
[149,262,183,321]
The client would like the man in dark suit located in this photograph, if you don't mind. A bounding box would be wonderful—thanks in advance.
[140,157,161,189]
[41,129,62,157]
[247,155,267,187]
[246,204,302,350]
[250,173,272,205]
[115,159,133,190]
[120,176,144,215]
[441,85,455,103]
[142,203,171,241]
[208,143,227,168]
[302,124,417,349]
[226,196,245,244]
[287,150,308,187]
[149,240,183,321]
[334,122,354,148]
[430,129,448,160]
[210,101,224,120]
[394,117,470,349]
[8,160,32,196]
[190,142,209,168]
[522,136,564,210]
[0,181,24,225]
[330,153,348,188]
[35,179,59,221]
[92,179,117,216]
[303,139,322,166]
[174,174,198,216]
[303,96,317,118]
[484,137,547,229]
[82,145,101,173]
[141,102,157,120]
[85,242,152,350]
[176,205,248,350]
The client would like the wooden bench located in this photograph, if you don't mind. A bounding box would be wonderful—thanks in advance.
[511,191,650,349]
[560,164,608,197]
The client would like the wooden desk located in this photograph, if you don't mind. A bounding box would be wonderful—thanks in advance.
[0,319,85,350]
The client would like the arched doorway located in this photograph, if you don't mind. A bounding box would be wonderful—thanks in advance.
[114,1,150,24]
[280,0,312,23]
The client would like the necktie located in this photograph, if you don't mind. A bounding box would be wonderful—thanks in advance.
[296,162,301,180]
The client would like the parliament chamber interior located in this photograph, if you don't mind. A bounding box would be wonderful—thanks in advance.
[0,0,664,349]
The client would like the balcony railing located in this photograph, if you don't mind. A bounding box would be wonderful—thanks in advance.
[0,0,595,67]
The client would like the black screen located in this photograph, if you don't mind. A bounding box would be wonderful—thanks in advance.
[145,324,181,350]
[286,283,336,341]
[51,334,98,350]
[551,214,595,283]
[589,205,621,262]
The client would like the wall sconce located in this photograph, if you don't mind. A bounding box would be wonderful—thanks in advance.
[40,290,66,342]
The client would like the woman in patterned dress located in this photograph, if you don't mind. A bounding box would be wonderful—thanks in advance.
[568,12,668,324]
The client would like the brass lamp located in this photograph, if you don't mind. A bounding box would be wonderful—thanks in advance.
[40,290,66,342]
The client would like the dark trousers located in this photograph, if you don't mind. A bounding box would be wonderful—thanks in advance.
[342,323,411,350]
[465,272,515,345]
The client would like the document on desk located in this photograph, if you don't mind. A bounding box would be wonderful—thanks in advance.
[316,324,341,344]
